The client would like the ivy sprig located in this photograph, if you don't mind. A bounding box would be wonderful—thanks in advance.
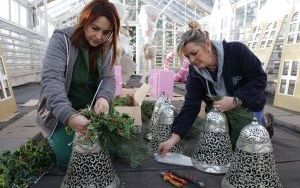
[0,140,55,188]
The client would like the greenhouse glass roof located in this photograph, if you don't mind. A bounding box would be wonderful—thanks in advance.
[28,0,214,27]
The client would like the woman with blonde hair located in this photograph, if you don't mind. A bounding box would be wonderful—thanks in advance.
[158,20,273,156]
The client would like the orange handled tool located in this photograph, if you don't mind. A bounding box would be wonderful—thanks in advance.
[163,174,184,187]
[165,172,188,185]
[160,171,188,187]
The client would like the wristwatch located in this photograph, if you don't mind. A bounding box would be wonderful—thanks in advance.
[233,97,242,108]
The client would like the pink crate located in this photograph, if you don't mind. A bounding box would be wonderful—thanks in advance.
[148,69,174,100]
[113,65,122,96]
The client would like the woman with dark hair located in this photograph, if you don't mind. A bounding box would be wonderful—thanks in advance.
[158,20,274,156]
[37,0,120,171]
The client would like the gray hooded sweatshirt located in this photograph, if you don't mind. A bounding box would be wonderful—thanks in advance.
[36,27,116,138]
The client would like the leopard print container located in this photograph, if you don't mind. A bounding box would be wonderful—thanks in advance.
[150,102,185,153]
[222,119,282,188]
[148,94,169,136]
[61,135,120,188]
[192,109,233,174]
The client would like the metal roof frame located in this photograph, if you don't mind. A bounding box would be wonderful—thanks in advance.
[30,0,213,27]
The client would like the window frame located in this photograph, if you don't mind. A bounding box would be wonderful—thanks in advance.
[278,60,299,96]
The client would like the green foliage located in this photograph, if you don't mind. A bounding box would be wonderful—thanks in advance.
[225,107,253,149]
[0,140,55,188]
[141,101,154,123]
[81,109,136,147]
[112,95,134,107]
[109,140,148,168]
[183,117,203,140]
[205,94,254,149]
[67,108,148,168]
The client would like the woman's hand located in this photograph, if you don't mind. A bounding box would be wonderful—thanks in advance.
[158,133,181,157]
[94,97,109,114]
[67,114,90,136]
[213,96,240,112]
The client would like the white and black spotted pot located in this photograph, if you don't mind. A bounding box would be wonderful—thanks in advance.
[192,109,232,174]
[150,102,185,153]
[222,118,282,188]
[61,135,120,188]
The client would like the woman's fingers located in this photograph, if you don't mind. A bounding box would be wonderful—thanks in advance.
[94,98,109,114]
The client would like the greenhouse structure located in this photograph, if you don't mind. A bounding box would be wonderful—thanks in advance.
[0,0,300,188]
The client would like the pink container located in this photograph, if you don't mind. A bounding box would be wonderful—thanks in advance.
[113,65,122,96]
[148,69,174,100]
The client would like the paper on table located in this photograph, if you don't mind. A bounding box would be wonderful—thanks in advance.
[154,152,193,166]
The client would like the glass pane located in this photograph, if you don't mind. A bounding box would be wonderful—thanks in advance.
[20,5,28,28]
[165,31,173,46]
[0,82,5,99]
[0,0,9,20]
[266,23,272,30]
[255,34,260,40]
[253,42,257,49]
[126,0,136,6]
[253,26,257,32]
[266,40,272,47]
[279,79,286,93]
[235,8,244,28]
[273,22,277,29]
[4,80,10,97]
[288,35,294,44]
[290,23,296,33]
[11,0,19,24]
[0,58,5,75]
[291,12,299,22]
[297,33,300,43]
[282,61,289,75]
[291,61,299,76]
[127,9,136,21]
[288,80,295,95]
[270,31,276,38]
[263,32,269,39]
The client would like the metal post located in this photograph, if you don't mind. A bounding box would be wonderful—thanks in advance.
[243,3,247,41]
[136,24,141,75]
[162,15,166,68]
[43,0,48,44]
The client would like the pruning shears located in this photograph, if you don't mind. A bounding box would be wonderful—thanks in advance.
[160,171,206,187]
[160,171,188,187]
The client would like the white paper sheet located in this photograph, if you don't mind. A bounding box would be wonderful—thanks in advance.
[154,152,193,167]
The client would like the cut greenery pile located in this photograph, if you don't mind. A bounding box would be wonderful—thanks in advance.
[0,140,55,188]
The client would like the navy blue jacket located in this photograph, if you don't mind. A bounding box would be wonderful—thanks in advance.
[172,40,267,138]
